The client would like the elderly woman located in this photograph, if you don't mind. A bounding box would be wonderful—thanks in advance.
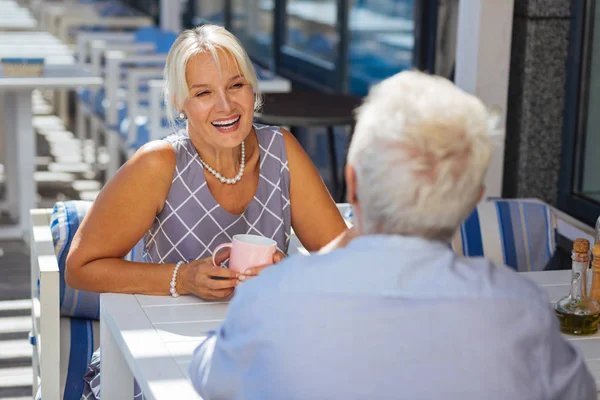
[66,25,347,399]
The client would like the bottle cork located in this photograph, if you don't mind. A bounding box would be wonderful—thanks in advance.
[590,244,600,302]
[574,238,590,254]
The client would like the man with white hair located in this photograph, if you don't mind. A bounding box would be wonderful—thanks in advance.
[189,71,596,400]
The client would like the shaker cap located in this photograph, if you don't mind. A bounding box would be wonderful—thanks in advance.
[593,243,600,258]
[574,238,590,253]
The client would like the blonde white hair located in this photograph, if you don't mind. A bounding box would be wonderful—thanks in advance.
[163,25,262,127]
[348,70,492,241]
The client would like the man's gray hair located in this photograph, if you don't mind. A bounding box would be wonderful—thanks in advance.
[348,71,492,241]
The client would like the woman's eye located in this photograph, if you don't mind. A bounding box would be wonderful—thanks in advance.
[196,91,209,97]
[232,83,244,89]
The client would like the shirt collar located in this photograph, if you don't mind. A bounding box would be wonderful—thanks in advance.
[346,234,451,254]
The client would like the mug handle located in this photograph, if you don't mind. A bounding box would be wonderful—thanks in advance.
[212,243,232,266]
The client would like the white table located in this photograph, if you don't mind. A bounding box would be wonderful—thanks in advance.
[523,269,600,388]
[100,268,600,399]
[0,65,101,239]
[0,0,37,31]
[0,32,75,65]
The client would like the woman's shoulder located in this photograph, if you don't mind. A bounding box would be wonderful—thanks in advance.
[254,123,283,136]
[254,123,296,148]
[129,140,176,175]
[163,128,192,145]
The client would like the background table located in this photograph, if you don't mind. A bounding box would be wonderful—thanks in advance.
[0,65,101,239]
[100,268,600,400]
[0,0,37,31]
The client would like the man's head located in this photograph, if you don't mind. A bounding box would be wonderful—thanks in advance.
[346,71,492,241]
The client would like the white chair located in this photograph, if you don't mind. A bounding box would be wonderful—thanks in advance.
[30,201,143,399]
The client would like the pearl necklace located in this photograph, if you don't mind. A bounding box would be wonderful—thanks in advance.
[199,141,245,184]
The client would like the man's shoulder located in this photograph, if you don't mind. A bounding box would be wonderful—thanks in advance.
[461,256,552,310]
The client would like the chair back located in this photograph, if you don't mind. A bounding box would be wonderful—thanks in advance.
[41,200,143,399]
[451,198,557,272]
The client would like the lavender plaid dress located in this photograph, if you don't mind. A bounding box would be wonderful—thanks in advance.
[81,124,291,399]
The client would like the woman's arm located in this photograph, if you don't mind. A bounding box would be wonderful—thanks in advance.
[65,141,239,296]
[282,128,348,252]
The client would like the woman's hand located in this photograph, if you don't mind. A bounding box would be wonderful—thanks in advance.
[240,250,286,279]
[178,249,240,300]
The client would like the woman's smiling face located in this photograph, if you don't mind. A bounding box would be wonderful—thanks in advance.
[183,50,256,149]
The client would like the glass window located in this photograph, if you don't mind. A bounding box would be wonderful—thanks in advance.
[285,0,339,65]
[558,1,600,225]
[191,0,226,26]
[348,0,415,95]
[231,0,274,63]
[576,4,600,204]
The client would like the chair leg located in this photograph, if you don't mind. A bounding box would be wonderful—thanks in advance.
[326,126,339,200]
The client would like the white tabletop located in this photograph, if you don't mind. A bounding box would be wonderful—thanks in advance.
[0,64,102,89]
[522,269,600,384]
[101,268,600,399]
[0,32,74,64]
[0,31,63,42]
[0,0,36,30]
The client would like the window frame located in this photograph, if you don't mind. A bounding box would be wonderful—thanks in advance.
[558,0,599,226]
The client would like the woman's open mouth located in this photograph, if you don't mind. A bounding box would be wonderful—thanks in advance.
[211,115,241,132]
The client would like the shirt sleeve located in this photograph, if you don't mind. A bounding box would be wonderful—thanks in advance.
[541,306,597,400]
[188,278,277,399]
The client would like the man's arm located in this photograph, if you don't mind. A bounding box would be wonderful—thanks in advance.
[189,332,219,398]
[188,277,278,399]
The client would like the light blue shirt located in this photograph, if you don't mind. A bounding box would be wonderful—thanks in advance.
[189,235,596,400]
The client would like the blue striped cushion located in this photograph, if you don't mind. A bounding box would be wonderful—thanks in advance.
[451,199,557,272]
[50,201,144,320]
[51,201,100,320]
[59,317,100,400]
[34,317,100,400]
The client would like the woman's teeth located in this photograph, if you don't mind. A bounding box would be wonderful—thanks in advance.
[212,116,240,128]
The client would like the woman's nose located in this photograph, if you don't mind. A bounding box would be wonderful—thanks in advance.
[216,91,233,112]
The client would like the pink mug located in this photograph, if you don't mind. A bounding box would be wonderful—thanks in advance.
[212,234,277,272]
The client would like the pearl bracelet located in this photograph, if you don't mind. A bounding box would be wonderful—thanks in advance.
[170,261,184,298]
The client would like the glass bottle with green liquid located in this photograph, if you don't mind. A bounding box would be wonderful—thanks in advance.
[554,238,600,335]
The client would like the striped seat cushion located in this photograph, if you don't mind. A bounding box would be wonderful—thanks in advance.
[34,317,100,400]
[51,201,145,319]
[51,201,100,320]
[451,199,557,272]
[59,317,100,400]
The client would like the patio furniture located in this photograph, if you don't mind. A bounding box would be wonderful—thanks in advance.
[30,201,143,399]
[0,64,101,240]
[452,198,558,272]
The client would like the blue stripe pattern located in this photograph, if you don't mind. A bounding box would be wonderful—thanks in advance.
[64,318,94,400]
[51,201,100,320]
[452,199,557,272]
[496,201,518,268]
[461,209,483,257]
